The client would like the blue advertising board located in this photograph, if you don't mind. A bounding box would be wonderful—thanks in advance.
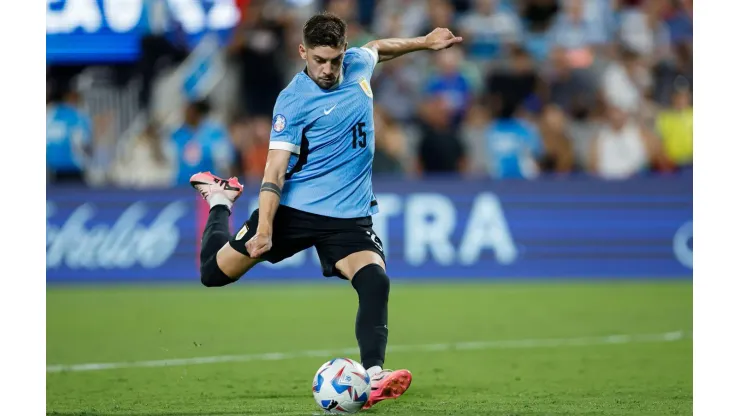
[46,175,693,283]
[46,0,240,63]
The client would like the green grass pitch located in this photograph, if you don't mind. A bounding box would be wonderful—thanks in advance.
[46,280,692,415]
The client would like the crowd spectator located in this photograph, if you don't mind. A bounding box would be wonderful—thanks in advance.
[601,46,652,117]
[373,106,410,176]
[617,0,673,65]
[417,95,467,174]
[653,41,692,107]
[424,47,476,127]
[111,121,174,188]
[519,0,560,62]
[372,0,428,39]
[548,0,610,69]
[588,104,668,179]
[419,0,459,38]
[461,98,493,175]
[484,102,544,179]
[170,100,235,186]
[485,46,539,120]
[656,87,692,168]
[458,0,523,63]
[373,56,423,123]
[227,0,289,118]
[46,88,93,184]
[543,46,597,117]
[664,0,693,46]
[238,115,272,182]
[538,104,575,174]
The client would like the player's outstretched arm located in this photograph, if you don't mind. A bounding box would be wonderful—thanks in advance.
[363,27,463,63]
[245,149,291,258]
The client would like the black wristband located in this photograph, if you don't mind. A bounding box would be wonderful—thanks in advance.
[260,182,282,198]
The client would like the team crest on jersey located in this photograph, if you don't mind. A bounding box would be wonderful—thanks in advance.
[358,77,373,98]
[236,224,249,240]
[272,114,286,132]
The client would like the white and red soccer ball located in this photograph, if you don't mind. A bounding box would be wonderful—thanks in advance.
[312,358,371,414]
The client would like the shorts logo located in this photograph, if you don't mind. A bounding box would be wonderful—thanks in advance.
[366,230,383,252]
[236,225,249,240]
[272,114,286,132]
[358,77,373,98]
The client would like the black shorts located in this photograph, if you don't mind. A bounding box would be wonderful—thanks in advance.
[228,205,385,279]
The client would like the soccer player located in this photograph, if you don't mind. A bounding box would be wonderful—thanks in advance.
[190,12,462,409]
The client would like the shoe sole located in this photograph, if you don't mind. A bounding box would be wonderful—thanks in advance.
[363,370,412,409]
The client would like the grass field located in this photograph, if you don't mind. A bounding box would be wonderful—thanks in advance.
[46,281,692,415]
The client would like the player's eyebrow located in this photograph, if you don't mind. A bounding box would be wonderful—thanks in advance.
[313,52,344,61]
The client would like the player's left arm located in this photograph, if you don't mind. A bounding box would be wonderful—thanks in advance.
[362,28,463,63]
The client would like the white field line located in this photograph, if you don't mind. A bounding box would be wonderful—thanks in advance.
[46,330,690,373]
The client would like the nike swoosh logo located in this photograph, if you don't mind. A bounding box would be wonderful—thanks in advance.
[323,104,337,115]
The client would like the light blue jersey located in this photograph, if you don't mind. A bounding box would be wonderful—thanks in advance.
[269,47,379,219]
[46,103,92,173]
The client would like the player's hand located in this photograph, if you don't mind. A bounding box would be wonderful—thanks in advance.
[424,27,463,51]
[246,232,273,258]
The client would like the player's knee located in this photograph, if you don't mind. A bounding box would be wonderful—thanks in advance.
[351,264,390,298]
[199,256,233,288]
[200,271,218,287]
[199,264,218,287]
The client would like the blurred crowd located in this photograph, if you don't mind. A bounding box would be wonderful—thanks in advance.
[46,0,693,187]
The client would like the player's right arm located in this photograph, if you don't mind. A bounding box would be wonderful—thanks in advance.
[245,88,305,258]
[246,149,291,258]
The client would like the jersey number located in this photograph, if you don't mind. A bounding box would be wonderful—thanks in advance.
[352,122,367,149]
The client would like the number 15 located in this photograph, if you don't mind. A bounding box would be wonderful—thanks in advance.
[352,122,366,149]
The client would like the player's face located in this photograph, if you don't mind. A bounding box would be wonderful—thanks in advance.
[300,44,347,89]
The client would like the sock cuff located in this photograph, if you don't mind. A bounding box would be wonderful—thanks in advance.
[366,365,382,378]
[209,203,231,215]
[209,194,233,211]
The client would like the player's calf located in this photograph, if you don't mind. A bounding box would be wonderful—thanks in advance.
[349,262,390,371]
[190,172,247,287]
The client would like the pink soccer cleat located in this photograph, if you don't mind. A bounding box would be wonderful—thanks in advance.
[362,369,413,410]
[189,172,243,207]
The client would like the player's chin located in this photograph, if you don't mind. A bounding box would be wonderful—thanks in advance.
[318,79,334,88]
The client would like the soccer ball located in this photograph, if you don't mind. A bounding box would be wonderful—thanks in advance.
[312,358,371,414]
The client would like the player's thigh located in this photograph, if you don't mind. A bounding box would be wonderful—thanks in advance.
[316,220,386,280]
[335,250,386,281]
[216,243,263,278]
[227,207,314,274]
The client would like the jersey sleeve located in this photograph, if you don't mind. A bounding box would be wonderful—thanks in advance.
[269,90,305,154]
[346,47,379,77]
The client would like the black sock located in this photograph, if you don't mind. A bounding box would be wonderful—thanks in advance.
[199,205,233,287]
[351,264,390,370]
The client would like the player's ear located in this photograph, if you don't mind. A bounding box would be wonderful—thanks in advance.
[343,42,348,52]
[299,44,307,60]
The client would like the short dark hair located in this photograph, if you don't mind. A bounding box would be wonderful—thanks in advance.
[303,12,347,49]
